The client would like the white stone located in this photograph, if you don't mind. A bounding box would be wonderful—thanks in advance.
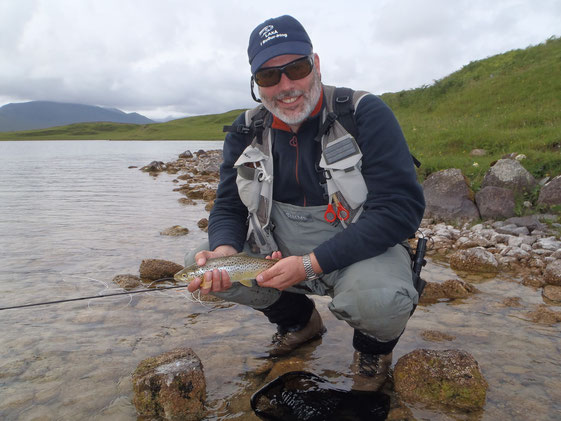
[534,237,561,251]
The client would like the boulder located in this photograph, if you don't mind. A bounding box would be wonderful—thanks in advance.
[495,223,530,236]
[537,175,561,207]
[160,226,190,236]
[475,186,515,219]
[140,259,184,281]
[504,215,548,232]
[132,348,206,420]
[449,247,499,273]
[422,168,480,222]
[544,260,561,286]
[179,150,193,159]
[394,349,488,412]
[481,159,538,194]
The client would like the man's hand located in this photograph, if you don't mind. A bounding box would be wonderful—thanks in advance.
[256,254,307,290]
[187,245,238,294]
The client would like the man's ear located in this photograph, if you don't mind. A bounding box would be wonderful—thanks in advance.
[314,53,321,76]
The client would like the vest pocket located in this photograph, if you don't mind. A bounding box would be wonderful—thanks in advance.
[236,165,262,213]
[329,166,367,209]
[320,134,368,209]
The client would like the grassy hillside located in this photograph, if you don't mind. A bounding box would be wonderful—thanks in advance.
[382,36,561,186]
[1,37,560,189]
[0,109,243,141]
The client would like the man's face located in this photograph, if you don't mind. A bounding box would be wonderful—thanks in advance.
[258,54,322,128]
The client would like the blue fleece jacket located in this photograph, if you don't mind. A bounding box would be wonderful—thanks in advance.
[208,86,425,274]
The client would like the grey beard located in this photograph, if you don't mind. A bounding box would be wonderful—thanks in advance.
[260,71,322,126]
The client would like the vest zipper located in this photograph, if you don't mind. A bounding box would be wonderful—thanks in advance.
[289,134,306,206]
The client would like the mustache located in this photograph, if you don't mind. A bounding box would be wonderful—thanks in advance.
[274,90,306,101]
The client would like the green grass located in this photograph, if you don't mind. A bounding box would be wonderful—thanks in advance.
[2,36,560,188]
[382,36,561,185]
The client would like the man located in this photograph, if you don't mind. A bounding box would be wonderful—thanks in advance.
[185,15,425,392]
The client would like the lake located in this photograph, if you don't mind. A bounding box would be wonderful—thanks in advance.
[0,141,559,420]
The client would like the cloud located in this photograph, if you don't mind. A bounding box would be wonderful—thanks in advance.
[0,0,559,119]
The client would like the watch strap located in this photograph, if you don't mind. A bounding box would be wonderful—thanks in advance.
[302,254,321,281]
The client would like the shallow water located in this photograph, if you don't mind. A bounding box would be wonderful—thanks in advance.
[0,141,560,420]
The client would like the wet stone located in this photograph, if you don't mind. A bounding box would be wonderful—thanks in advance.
[394,348,488,412]
[132,347,206,421]
[139,259,183,281]
[197,218,209,232]
[420,279,478,304]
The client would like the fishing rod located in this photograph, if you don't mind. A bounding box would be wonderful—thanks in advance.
[0,280,190,311]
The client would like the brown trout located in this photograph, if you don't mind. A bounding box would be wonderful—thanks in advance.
[174,253,278,288]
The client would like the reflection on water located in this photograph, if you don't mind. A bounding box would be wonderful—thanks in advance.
[0,141,560,420]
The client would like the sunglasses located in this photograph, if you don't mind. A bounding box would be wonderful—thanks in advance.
[253,55,314,87]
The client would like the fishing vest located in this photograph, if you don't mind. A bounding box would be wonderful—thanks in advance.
[227,85,372,255]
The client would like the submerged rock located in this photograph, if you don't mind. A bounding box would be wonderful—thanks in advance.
[500,297,523,307]
[542,285,561,303]
[420,330,456,342]
[139,259,183,281]
[394,349,488,412]
[524,304,561,324]
[132,347,206,420]
[160,225,190,236]
[112,274,142,290]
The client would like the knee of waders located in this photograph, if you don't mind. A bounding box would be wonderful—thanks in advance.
[329,286,415,342]
[184,241,210,267]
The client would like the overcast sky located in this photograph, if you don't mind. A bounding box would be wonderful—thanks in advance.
[1,0,560,120]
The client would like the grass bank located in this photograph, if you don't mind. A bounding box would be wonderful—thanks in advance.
[0,109,244,141]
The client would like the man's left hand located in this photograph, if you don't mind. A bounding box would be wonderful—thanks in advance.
[256,255,306,290]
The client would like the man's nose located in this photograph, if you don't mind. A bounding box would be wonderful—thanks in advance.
[277,72,295,90]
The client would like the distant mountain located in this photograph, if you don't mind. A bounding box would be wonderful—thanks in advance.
[0,101,154,132]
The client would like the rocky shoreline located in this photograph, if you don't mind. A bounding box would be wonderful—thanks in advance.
[130,148,561,418]
[139,148,561,292]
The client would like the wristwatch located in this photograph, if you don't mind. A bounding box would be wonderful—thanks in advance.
[302,254,322,281]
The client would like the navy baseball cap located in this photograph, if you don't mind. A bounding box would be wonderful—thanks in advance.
[248,15,313,74]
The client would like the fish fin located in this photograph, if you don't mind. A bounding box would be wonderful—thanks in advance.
[233,252,249,257]
[239,279,254,287]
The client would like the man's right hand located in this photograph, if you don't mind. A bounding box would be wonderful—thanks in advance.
[187,245,238,295]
